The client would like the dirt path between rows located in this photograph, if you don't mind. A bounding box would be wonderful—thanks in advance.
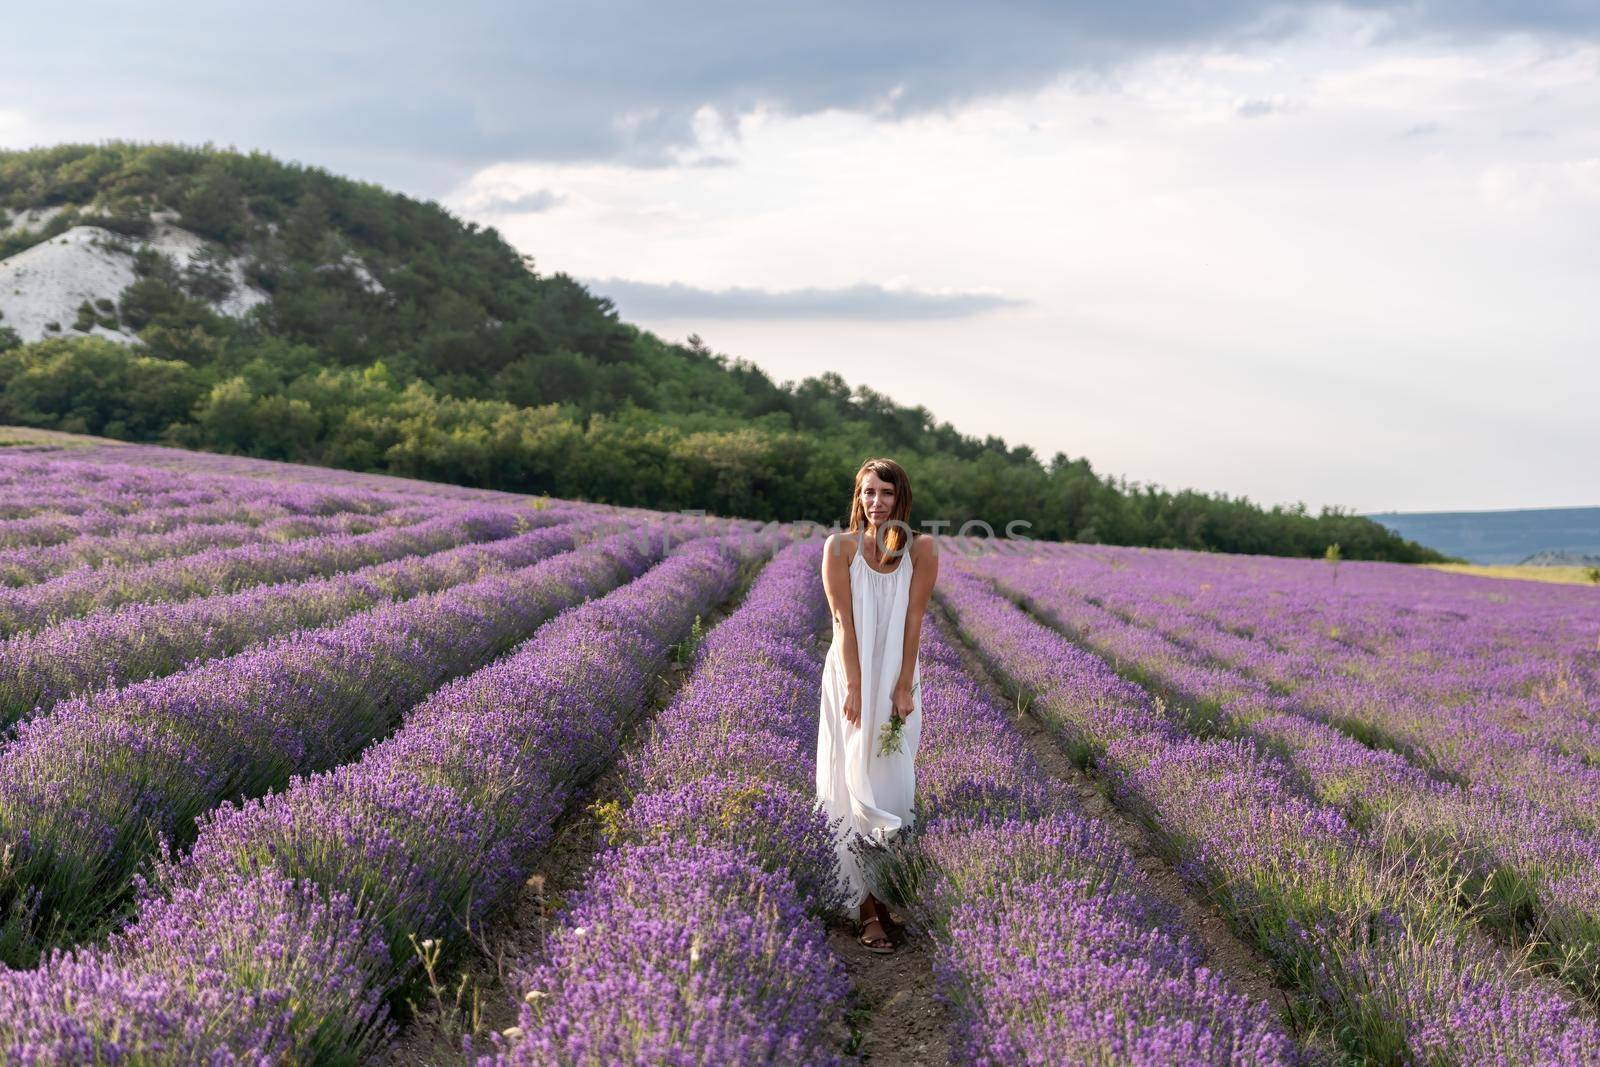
[826,915,952,1065]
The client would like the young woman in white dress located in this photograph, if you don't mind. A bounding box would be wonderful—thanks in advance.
[815,457,939,955]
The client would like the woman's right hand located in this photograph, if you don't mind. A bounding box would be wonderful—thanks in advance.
[843,684,862,728]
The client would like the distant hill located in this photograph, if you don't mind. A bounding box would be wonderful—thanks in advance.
[1365,506,1600,565]
[0,141,1445,562]
[1520,549,1600,568]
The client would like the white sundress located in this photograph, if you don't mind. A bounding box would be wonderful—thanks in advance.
[815,529,922,912]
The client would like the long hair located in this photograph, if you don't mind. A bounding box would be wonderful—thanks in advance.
[846,457,915,557]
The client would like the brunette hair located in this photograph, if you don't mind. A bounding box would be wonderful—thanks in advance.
[846,457,915,556]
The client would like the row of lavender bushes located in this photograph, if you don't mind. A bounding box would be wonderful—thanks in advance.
[64,440,551,509]
[0,530,757,1062]
[0,467,224,516]
[0,501,561,636]
[490,540,854,1066]
[0,493,373,549]
[1007,545,1600,826]
[0,448,450,516]
[0,478,281,523]
[0,518,595,727]
[876,611,1301,1065]
[971,551,1600,1003]
[0,522,687,965]
[0,439,554,568]
[1052,542,1600,774]
[0,454,415,545]
[0,508,405,587]
[938,563,1600,1064]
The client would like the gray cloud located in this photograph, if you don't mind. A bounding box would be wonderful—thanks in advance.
[1236,97,1285,117]
[587,278,1025,321]
[486,188,566,213]
[1,2,1596,194]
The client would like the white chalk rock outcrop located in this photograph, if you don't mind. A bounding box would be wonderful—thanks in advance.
[0,212,270,345]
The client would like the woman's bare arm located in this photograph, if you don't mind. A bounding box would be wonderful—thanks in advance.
[822,532,865,726]
[893,535,939,719]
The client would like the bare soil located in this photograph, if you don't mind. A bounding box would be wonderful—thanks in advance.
[826,916,952,1065]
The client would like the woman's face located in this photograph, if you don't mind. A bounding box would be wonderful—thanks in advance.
[860,471,895,525]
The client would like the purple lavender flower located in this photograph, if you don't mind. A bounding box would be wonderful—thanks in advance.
[0,524,681,963]
[938,554,1600,1063]
[496,542,852,1064]
[497,842,849,1067]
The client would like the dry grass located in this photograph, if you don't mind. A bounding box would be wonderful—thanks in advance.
[1423,562,1600,587]
[0,425,113,449]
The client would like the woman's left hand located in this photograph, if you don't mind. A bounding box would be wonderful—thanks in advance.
[891,680,916,721]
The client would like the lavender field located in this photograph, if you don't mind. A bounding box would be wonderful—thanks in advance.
[0,441,1597,1066]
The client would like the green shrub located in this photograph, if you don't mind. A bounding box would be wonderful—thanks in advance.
[0,336,204,438]
[182,245,235,302]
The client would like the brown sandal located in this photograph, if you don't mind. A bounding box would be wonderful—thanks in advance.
[858,910,895,954]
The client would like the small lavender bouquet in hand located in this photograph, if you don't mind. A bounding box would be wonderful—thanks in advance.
[876,714,905,756]
[875,676,919,756]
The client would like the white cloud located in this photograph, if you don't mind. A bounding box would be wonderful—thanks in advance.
[1563,156,1600,194]
[0,108,39,141]
[472,187,566,214]
[441,27,1600,512]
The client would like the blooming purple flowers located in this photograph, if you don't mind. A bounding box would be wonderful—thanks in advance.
[0,446,1594,1063]
[0,500,551,636]
[494,541,852,1066]
[0,520,683,965]
[0,524,758,1061]
[900,613,1299,1065]
[971,546,1600,1001]
[0,518,585,726]
[943,552,1600,1063]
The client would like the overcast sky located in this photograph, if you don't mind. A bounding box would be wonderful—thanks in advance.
[3,2,1597,512]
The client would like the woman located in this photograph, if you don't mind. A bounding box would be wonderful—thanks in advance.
[815,457,939,955]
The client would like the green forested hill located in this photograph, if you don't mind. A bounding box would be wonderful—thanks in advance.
[0,142,1445,561]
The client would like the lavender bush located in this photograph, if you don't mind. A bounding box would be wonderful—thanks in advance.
[0,524,680,964]
[0,502,556,636]
[891,613,1300,1066]
[0,532,754,1062]
[975,548,1600,1000]
[0,520,588,727]
[938,562,1600,1063]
